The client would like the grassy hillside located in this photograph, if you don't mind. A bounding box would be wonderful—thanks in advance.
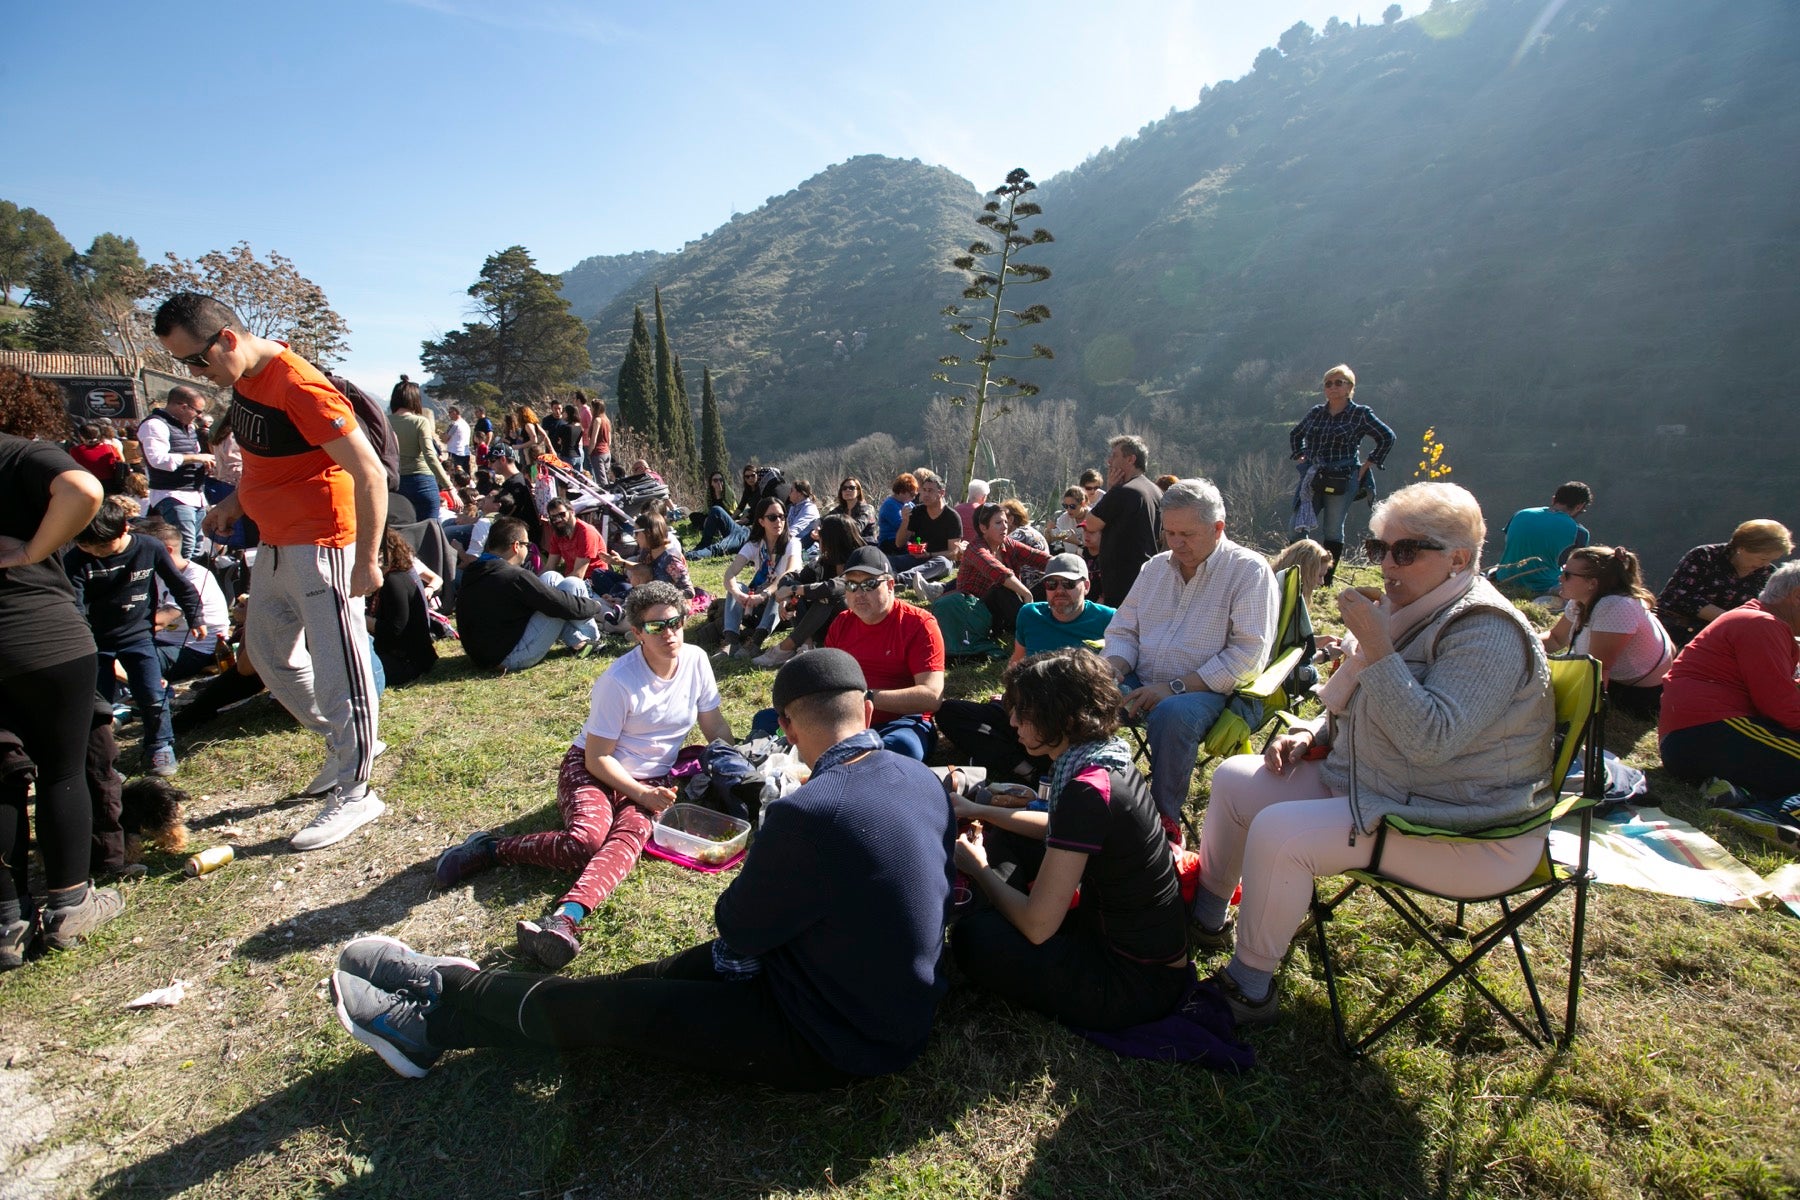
[557,249,670,321]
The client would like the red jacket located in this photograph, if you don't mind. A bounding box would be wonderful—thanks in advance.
[1658,601,1800,737]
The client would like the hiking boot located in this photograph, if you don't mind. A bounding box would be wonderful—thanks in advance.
[712,635,740,661]
[298,740,389,800]
[516,912,581,970]
[753,643,797,668]
[0,910,37,971]
[337,935,477,1000]
[1204,965,1282,1028]
[291,789,385,852]
[329,970,441,1078]
[434,831,499,888]
[148,745,178,778]
[42,886,124,951]
[1188,917,1236,956]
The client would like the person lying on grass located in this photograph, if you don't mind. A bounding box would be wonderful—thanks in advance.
[435,581,731,969]
[335,649,956,1090]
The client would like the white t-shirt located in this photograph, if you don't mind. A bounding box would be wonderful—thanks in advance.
[156,560,229,655]
[1567,594,1674,687]
[578,643,720,779]
[445,417,471,457]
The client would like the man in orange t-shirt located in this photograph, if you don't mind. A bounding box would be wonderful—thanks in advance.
[154,292,389,852]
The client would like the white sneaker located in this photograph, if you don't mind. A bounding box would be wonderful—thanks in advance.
[917,577,946,602]
[292,789,385,852]
[753,643,797,668]
[299,739,389,800]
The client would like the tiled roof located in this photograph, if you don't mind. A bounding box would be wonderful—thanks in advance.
[0,349,135,377]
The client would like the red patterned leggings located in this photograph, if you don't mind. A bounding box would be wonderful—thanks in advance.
[495,744,656,912]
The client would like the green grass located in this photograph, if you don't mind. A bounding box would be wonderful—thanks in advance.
[1,556,1795,1199]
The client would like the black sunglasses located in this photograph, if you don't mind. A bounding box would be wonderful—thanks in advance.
[1363,537,1445,566]
[636,617,684,635]
[844,578,887,593]
[1042,577,1082,591]
[172,328,227,369]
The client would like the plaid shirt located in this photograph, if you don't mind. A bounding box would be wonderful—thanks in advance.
[1289,402,1396,468]
[955,539,1051,597]
[1102,538,1279,694]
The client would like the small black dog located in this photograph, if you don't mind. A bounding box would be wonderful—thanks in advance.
[119,777,189,859]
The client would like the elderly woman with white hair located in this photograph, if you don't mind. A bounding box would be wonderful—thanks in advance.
[1189,482,1555,1026]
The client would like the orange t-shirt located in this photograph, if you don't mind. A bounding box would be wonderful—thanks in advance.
[229,349,359,548]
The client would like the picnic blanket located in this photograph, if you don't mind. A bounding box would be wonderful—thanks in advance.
[1551,806,1800,918]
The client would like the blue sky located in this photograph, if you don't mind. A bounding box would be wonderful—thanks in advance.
[6,0,1411,387]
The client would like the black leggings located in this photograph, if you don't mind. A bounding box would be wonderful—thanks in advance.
[0,654,98,899]
[426,941,855,1091]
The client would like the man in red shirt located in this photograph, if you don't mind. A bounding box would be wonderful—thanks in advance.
[541,499,602,580]
[1659,563,1800,799]
[824,546,946,760]
[155,292,389,852]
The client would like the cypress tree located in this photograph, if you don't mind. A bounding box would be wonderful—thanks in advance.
[671,348,699,477]
[652,287,679,454]
[700,367,729,486]
[614,305,655,438]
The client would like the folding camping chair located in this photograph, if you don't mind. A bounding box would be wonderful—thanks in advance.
[1306,654,1606,1057]
[1124,565,1319,841]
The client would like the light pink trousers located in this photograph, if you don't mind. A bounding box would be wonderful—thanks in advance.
[1198,756,1546,973]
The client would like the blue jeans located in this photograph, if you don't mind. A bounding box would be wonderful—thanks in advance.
[1123,672,1257,821]
[751,708,937,763]
[99,636,173,759]
[693,507,750,558]
[399,473,442,522]
[153,497,206,559]
[886,552,953,581]
[723,591,780,637]
[500,573,598,671]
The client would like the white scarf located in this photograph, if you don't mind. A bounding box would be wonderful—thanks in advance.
[1316,569,1476,715]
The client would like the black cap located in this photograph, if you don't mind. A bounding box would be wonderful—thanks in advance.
[841,545,892,577]
[771,648,868,712]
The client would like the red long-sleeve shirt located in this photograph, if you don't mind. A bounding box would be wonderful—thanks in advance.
[1658,600,1800,737]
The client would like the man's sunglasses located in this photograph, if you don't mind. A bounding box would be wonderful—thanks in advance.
[636,617,684,635]
[1363,537,1445,566]
[1042,577,1082,591]
[844,578,887,594]
[172,328,228,369]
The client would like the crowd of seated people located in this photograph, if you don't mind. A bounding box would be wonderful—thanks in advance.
[8,348,1799,1100]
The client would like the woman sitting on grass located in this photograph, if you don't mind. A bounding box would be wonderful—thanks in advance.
[754,513,865,668]
[435,582,732,969]
[949,648,1190,1030]
[953,504,1052,641]
[717,496,803,660]
[1541,545,1674,719]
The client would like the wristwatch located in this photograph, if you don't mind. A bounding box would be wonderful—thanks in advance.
[1168,677,1188,695]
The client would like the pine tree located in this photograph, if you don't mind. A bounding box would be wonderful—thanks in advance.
[652,287,680,454]
[24,257,104,352]
[419,245,586,398]
[700,367,729,485]
[614,305,655,438]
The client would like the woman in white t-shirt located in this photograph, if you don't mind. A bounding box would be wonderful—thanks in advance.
[1542,545,1674,719]
[433,582,732,968]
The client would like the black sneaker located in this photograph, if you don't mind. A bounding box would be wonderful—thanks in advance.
[434,831,499,888]
[337,935,477,1000]
[1204,965,1282,1028]
[42,885,124,951]
[516,912,581,970]
[329,970,441,1078]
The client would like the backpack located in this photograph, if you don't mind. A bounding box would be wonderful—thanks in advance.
[755,466,788,505]
[928,592,1006,659]
[325,373,401,494]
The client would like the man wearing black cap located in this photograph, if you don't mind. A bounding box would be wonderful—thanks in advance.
[326,649,956,1090]
[823,545,946,760]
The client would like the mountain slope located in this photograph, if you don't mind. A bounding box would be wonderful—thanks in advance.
[558,249,670,320]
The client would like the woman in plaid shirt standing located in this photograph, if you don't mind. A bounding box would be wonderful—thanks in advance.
[1289,364,1396,586]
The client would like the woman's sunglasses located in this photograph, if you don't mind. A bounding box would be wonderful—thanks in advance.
[1363,537,1445,566]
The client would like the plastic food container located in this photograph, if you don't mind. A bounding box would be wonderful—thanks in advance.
[652,803,751,865]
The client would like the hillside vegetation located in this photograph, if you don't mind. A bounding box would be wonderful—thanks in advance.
[575,0,1798,577]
